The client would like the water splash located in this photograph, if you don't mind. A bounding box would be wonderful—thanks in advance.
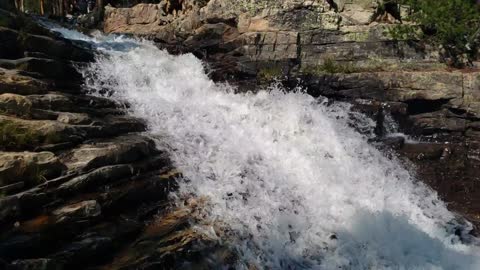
[51,25,480,269]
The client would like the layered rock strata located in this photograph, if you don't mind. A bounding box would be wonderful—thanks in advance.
[0,10,218,270]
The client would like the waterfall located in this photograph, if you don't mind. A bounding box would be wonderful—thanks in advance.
[51,26,480,270]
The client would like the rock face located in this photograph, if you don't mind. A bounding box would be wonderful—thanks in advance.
[101,0,480,229]
[103,0,432,78]
[0,10,217,270]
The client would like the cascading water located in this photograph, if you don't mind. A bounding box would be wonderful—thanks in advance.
[51,26,480,269]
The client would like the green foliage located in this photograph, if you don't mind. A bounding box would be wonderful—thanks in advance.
[257,66,283,81]
[395,0,480,67]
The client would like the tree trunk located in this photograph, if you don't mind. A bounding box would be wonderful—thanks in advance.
[40,0,44,15]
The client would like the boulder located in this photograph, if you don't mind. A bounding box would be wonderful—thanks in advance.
[0,151,65,187]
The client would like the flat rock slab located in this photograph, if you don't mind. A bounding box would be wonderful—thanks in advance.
[0,68,49,95]
[60,134,159,173]
[0,151,65,188]
[0,114,146,151]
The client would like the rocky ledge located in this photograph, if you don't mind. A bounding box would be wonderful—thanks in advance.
[0,10,222,270]
[102,0,480,228]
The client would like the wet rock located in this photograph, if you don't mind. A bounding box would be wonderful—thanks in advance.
[101,115,147,136]
[52,200,101,224]
[60,134,158,173]
[377,136,405,150]
[0,152,65,188]
[57,165,133,195]
[100,169,179,214]
[400,142,448,161]
[58,154,170,195]
[409,111,466,135]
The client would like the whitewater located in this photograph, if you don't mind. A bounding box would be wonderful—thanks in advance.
[50,25,480,269]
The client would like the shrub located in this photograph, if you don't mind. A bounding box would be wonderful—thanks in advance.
[394,0,480,67]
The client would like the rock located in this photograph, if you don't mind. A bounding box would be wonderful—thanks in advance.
[409,111,466,135]
[52,237,112,268]
[0,188,49,223]
[26,93,118,113]
[101,115,147,136]
[57,165,135,195]
[200,0,238,24]
[100,169,179,214]
[26,93,74,111]
[52,200,101,224]
[0,115,82,150]
[378,136,405,150]
[9,258,57,270]
[0,114,146,151]
[341,2,377,25]
[56,112,91,125]
[400,142,449,161]
[0,151,65,188]
[0,182,25,195]
[21,32,94,62]
[0,195,21,223]
[0,12,197,270]
[462,72,480,118]
[0,58,81,81]
[0,68,49,95]
[58,154,170,195]
[0,27,22,59]
[60,134,158,173]
[0,93,32,117]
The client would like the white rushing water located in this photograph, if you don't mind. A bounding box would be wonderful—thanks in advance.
[52,26,480,269]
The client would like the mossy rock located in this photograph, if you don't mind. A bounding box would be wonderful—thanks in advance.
[257,65,284,83]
